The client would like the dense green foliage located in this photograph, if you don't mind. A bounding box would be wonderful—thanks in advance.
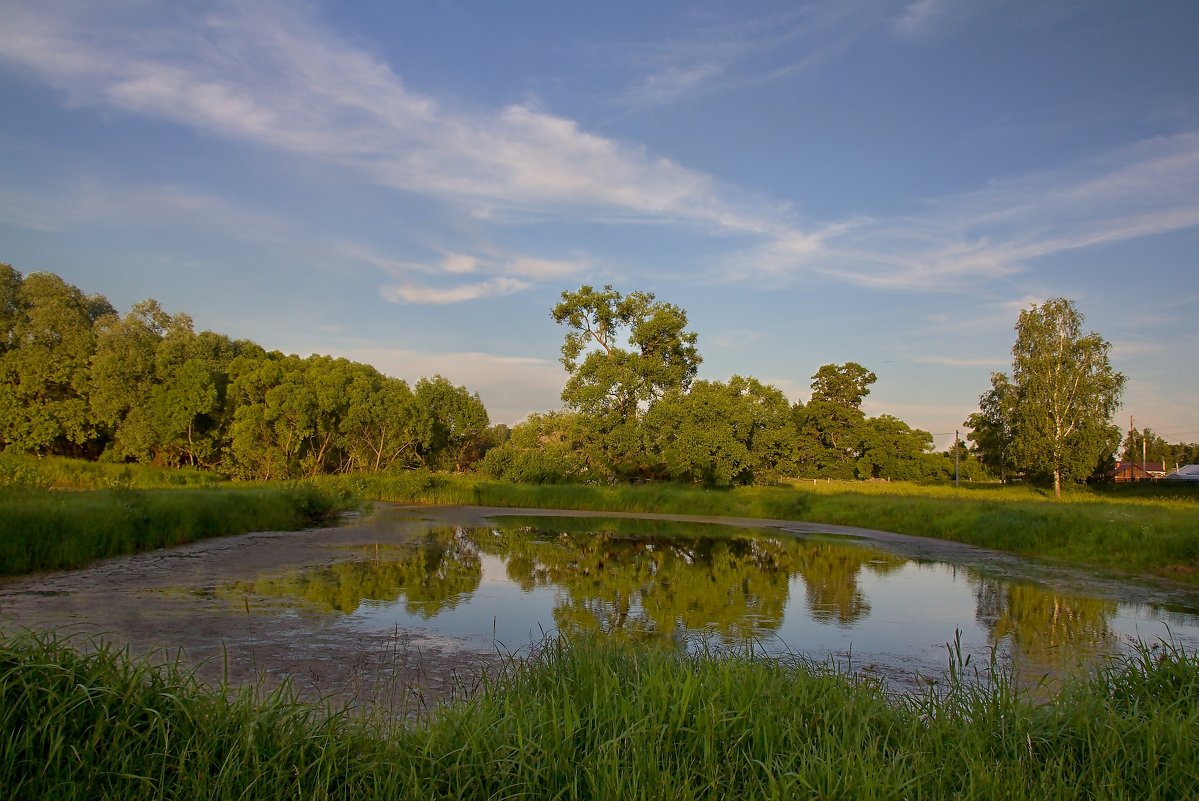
[967,299,1126,496]
[3,633,1197,800]
[0,265,492,479]
[0,484,352,576]
[6,268,1183,491]
[482,284,979,486]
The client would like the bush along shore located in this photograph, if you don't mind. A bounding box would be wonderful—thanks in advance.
[2,632,1196,800]
[0,483,354,576]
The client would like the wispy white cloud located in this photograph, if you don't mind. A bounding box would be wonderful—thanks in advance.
[506,256,586,280]
[0,1,768,233]
[893,0,954,38]
[0,175,299,245]
[620,62,724,109]
[893,0,1000,40]
[0,172,579,305]
[708,329,767,350]
[343,241,585,303]
[3,1,1197,301]
[380,277,530,305]
[598,3,875,109]
[0,186,62,231]
[727,131,1199,291]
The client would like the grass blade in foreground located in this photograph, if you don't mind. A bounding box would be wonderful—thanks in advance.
[2,633,1196,799]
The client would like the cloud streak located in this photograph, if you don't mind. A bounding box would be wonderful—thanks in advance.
[0,1,766,232]
[380,277,530,305]
[731,131,1199,291]
[3,1,1198,300]
[597,3,876,109]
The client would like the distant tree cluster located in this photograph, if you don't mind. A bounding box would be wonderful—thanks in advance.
[480,285,980,487]
[0,265,492,478]
[1120,427,1199,471]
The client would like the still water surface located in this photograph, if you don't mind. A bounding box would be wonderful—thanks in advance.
[223,510,1199,684]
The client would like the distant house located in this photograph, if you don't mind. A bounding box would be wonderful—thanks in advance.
[1112,461,1167,482]
[1163,464,1199,482]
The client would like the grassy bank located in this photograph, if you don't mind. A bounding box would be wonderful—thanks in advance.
[2,632,1195,800]
[0,484,353,576]
[0,452,225,490]
[321,471,1199,583]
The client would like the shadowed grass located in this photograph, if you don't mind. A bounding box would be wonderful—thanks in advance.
[2,633,1196,800]
[0,484,354,576]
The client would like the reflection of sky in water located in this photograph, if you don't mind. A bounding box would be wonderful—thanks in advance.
[323,524,1199,682]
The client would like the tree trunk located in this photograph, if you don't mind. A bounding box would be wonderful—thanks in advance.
[1053,468,1061,499]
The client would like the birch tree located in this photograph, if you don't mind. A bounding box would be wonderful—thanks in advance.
[1007,298,1124,497]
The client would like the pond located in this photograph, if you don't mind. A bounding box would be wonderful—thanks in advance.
[3,504,1197,702]
[222,507,1199,685]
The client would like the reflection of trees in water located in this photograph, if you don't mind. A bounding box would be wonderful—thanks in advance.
[224,521,910,638]
[794,545,904,626]
[226,527,481,617]
[473,526,903,640]
[971,577,1117,675]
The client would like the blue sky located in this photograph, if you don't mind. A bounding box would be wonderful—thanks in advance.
[2,0,1197,451]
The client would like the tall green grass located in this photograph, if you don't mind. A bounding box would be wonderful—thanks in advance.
[2,632,1196,800]
[0,484,353,576]
[0,452,225,490]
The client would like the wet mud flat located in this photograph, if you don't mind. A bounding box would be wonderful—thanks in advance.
[0,507,506,714]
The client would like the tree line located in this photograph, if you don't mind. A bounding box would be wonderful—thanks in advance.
[6,267,1158,490]
[0,265,492,478]
[479,285,981,486]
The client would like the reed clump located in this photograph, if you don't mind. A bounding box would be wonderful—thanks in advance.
[2,633,1196,800]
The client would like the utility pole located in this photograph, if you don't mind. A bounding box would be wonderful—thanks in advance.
[1129,415,1135,481]
[954,429,960,487]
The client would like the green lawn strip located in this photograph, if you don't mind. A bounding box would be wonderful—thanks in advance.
[2,633,1195,800]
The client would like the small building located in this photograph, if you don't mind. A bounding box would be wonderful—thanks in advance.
[1112,461,1167,482]
[1163,464,1199,482]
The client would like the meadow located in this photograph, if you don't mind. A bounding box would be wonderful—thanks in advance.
[2,631,1195,800]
